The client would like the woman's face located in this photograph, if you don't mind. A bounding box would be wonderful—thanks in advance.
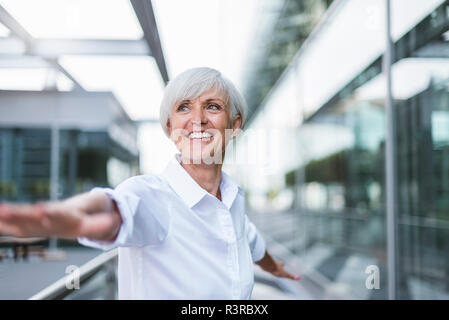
[166,87,241,164]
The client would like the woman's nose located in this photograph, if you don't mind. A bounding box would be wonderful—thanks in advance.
[192,120,202,128]
[191,107,207,127]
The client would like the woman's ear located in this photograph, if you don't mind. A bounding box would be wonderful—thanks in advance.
[231,114,242,138]
[166,119,172,137]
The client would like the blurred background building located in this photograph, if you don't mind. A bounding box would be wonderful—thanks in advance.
[0,91,139,202]
[0,0,448,300]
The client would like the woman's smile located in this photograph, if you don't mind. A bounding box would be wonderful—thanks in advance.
[187,131,213,141]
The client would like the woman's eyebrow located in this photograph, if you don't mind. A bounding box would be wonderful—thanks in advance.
[204,98,225,104]
[178,98,225,104]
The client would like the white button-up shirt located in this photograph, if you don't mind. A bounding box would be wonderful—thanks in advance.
[78,153,266,300]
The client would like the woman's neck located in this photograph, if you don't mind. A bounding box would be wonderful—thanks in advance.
[181,162,222,201]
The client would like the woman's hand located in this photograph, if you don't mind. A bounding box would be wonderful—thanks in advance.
[255,250,301,281]
[0,192,122,241]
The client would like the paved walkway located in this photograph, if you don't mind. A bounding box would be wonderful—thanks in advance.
[0,247,101,299]
[0,246,319,300]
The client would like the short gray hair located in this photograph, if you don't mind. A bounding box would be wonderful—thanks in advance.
[159,67,247,137]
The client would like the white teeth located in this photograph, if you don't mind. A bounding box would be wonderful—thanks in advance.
[189,132,212,139]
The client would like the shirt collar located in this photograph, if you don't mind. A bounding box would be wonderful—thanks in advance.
[161,153,240,210]
[219,170,240,210]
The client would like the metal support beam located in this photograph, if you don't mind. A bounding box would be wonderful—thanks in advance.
[47,61,84,91]
[0,4,34,49]
[385,0,397,300]
[0,56,51,68]
[44,58,85,91]
[34,39,150,57]
[0,3,168,88]
[0,5,85,91]
[130,0,169,84]
[134,118,160,125]
[0,56,86,92]
[0,38,150,57]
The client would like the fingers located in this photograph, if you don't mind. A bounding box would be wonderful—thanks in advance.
[0,201,76,238]
[0,203,43,237]
[275,269,301,281]
[0,201,119,240]
[0,220,23,237]
[0,203,41,222]
[0,203,20,236]
[274,261,301,281]
[0,205,29,237]
[282,271,301,281]
[280,271,301,281]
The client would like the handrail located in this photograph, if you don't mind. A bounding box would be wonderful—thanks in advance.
[0,236,47,244]
[257,230,352,299]
[29,248,118,300]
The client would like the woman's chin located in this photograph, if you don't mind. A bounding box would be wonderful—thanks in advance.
[180,145,224,165]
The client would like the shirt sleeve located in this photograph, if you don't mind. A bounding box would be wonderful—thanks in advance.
[244,214,266,262]
[77,176,171,250]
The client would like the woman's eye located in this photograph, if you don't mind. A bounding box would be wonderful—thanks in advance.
[208,104,221,110]
[177,104,189,112]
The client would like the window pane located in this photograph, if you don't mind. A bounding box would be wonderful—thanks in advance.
[393,2,449,299]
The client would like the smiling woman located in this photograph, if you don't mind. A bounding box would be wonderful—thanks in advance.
[160,68,247,167]
[0,67,300,300]
[169,90,231,165]
[159,67,246,136]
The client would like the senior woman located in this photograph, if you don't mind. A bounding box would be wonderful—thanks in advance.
[0,67,299,299]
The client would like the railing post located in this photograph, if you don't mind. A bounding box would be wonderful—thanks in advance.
[384,0,398,300]
[49,105,60,250]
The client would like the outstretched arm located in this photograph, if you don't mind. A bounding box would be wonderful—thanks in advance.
[0,191,122,241]
[255,250,301,281]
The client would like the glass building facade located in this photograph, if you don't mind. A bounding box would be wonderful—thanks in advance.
[230,0,449,299]
[0,128,139,202]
